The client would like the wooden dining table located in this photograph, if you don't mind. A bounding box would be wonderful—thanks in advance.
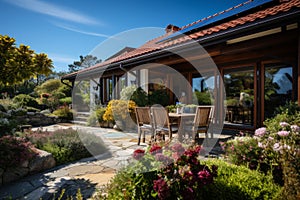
[168,112,195,141]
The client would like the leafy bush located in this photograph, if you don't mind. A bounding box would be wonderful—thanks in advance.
[102,142,280,200]
[105,142,217,200]
[103,100,136,131]
[0,135,37,169]
[0,110,18,136]
[26,129,107,165]
[35,79,72,110]
[52,105,73,120]
[224,106,300,199]
[87,106,108,126]
[148,89,169,106]
[221,136,264,170]
[193,91,212,105]
[254,122,300,199]
[202,159,281,200]
[12,94,39,108]
[59,97,72,105]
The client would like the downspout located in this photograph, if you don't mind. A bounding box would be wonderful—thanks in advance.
[61,79,73,89]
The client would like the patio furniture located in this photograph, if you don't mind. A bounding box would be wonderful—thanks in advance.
[135,107,154,145]
[169,112,195,141]
[191,106,212,141]
[151,106,178,141]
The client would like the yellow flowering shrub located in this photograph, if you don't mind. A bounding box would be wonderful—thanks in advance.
[103,100,137,131]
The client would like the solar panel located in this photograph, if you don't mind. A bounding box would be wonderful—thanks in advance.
[158,0,274,43]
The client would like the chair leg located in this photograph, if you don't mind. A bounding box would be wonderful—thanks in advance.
[142,130,146,143]
[137,128,141,145]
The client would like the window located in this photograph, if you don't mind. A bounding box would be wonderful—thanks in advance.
[192,73,215,105]
[224,67,254,126]
[264,64,292,119]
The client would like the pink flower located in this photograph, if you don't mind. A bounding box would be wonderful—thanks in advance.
[279,122,289,127]
[155,153,172,165]
[254,127,266,137]
[198,170,213,185]
[277,131,289,137]
[132,149,145,160]
[171,143,185,155]
[291,125,300,132]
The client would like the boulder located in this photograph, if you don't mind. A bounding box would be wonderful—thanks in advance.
[29,149,56,174]
[3,167,29,184]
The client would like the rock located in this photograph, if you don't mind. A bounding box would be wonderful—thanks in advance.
[29,149,56,173]
[3,167,29,184]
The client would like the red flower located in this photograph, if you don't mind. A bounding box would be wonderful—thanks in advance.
[150,144,162,155]
[133,149,145,160]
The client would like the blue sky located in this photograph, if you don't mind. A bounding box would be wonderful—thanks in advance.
[0,0,246,72]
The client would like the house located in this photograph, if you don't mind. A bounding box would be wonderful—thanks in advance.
[62,0,300,131]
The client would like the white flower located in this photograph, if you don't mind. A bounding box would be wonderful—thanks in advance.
[273,143,282,151]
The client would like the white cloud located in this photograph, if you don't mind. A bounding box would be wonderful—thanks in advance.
[48,53,75,64]
[54,23,110,38]
[4,0,100,25]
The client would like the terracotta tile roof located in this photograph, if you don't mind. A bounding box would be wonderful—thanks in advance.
[63,0,300,79]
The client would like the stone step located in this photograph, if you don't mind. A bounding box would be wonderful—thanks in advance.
[71,120,88,126]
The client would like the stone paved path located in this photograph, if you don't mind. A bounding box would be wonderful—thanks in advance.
[0,124,231,200]
[0,124,149,200]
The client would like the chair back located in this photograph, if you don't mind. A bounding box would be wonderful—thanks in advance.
[151,106,169,129]
[135,107,151,125]
[193,106,212,128]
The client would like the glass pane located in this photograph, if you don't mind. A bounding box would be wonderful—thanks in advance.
[192,73,215,105]
[224,67,254,126]
[264,64,292,119]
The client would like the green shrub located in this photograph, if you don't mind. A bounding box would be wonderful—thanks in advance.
[193,91,212,105]
[87,107,108,126]
[202,159,281,200]
[148,89,169,106]
[101,143,280,200]
[221,136,264,170]
[59,97,72,105]
[12,94,39,108]
[26,129,107,165]
[105,143,216,200]
[0,111,18,136]
[52,105,73,120]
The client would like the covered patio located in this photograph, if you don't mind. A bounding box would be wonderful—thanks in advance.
[62,0,300,132]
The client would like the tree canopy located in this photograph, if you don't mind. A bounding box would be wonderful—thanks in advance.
[68,55,101,73]
[0,35,53,86]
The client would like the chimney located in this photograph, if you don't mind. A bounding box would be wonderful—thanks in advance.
[165,24,180,33]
